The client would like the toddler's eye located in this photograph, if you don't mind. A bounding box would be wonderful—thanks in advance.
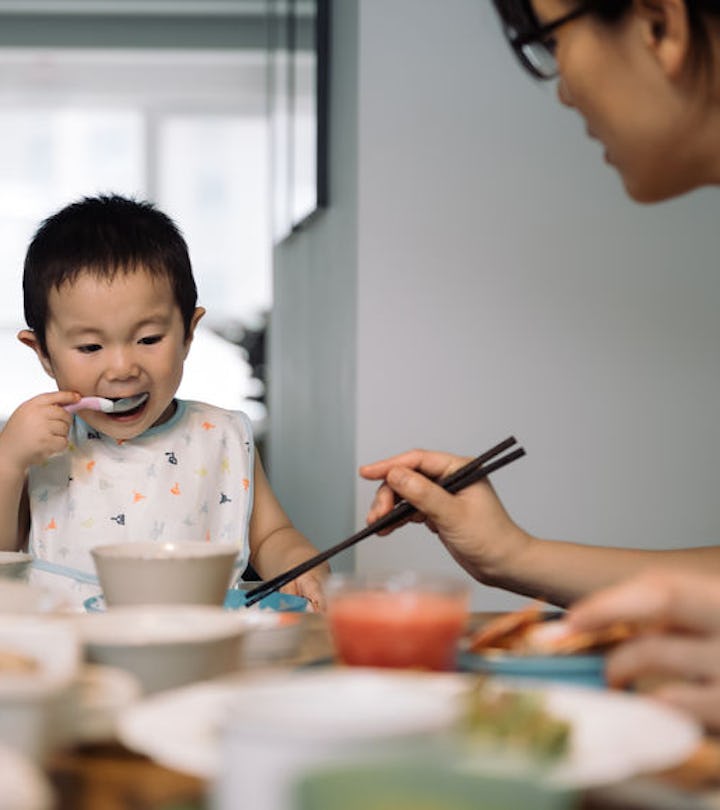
[138,335,162,346]
[76,344,101,354]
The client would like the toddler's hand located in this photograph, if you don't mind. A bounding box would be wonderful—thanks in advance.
[0,391,80,472]
[281,570,326,612]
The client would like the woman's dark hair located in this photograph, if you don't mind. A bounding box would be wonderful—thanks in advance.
[23,194,198,355]
[674,1,720,75]
[494,0,720,76]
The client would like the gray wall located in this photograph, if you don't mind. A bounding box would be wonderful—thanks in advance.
[270,0,720,608]
[268,0,359,571]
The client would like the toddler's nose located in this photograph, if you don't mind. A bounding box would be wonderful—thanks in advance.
[105,347,140,380]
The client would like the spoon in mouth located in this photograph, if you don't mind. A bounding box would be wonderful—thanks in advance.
[64,393,149,415]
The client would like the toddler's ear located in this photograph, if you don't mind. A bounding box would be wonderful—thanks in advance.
[17,330,55,379]
[183,307,206,354]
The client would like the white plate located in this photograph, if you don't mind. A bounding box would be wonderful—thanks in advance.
[119,669,467,779]
[539,685,700,786]
[118,672,700,788]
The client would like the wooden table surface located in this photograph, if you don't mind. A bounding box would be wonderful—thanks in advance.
[45,612,720,810]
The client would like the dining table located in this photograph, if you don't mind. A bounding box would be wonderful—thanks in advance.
[45,611,720,810]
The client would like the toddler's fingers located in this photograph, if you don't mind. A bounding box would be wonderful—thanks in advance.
[54,390,82,405]
[30,390,81,408]
[304,585,325,612]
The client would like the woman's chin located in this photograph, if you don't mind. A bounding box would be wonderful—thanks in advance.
[622,175,674,205]
[620,165,699,205]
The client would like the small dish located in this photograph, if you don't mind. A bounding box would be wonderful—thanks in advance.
[457,651,606,689]
[0,552,33,581]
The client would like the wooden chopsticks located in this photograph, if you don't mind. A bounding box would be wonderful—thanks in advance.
[243,436,525,608]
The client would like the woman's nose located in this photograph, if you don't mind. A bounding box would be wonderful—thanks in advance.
[557,77,573,108]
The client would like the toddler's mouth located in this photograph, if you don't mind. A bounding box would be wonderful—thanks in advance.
[107,392,149,415]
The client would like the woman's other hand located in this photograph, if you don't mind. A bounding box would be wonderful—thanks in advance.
[568,570,720,732]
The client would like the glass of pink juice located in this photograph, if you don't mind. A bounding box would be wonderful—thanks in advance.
[325,572,470,671]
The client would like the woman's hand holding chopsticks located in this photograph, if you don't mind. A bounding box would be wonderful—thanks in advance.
[359,449,531,586]
[244,439,525,608]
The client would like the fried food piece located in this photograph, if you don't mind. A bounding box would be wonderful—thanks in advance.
[0,649,38,673]
[466,604,543,652]
[523,619,637,655]
[468,603,639,656]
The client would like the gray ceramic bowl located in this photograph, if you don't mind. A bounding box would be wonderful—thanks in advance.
[91,542,239,607]
[76,605,246,694]
[0,552,33,582]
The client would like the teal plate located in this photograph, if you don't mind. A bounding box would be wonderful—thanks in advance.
[84,588,308,614]
[457,651,606,689]
[224,588,308,612]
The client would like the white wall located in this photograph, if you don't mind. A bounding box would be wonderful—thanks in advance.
[271,0,720,608]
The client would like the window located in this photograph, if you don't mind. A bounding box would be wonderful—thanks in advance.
[0,47,270,428]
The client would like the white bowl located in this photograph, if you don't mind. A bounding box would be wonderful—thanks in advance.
[0,552,33,581]
[0,616,81,761]
[76,606,246,694]
[0,581,67,615]
[91,541,239,607]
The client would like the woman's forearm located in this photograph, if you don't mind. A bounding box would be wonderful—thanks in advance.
[483,538,720,607]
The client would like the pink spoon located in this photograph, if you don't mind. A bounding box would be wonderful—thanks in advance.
[64,393,148,415]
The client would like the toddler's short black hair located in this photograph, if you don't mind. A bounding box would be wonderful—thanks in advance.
[23,193,198,354]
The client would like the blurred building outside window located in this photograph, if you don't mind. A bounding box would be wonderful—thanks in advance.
[0,48,270,433]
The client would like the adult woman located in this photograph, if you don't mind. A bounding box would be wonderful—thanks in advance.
[361,0,720,729]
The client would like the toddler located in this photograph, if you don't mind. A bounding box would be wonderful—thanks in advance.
[0,194,327,608]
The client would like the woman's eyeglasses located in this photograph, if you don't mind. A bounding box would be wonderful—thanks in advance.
[493,1,595,80]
